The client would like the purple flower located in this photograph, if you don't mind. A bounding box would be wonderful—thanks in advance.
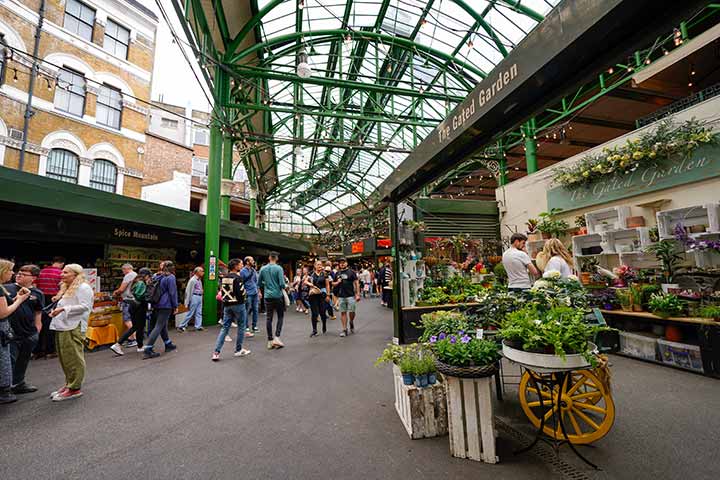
[449,335,457,344]
[458,330,465,335]
[429,335,438,344]
[438,332,446,340]
[460,335,471,344]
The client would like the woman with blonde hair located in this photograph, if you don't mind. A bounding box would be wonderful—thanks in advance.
[0,259,30,404]
[48,264,93,401]
[540,238,574,278]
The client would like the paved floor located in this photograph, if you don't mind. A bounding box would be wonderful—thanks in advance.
[1,300,718,479]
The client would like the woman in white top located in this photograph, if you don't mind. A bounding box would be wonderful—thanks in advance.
[0,259,30,404]
[540,238,574,278]
[49,264,93,401]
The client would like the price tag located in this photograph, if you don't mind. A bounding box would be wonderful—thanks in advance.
[476,328,484,339]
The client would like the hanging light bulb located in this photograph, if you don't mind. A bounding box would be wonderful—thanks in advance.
[386,63,392,73]
[421,18,427,26]
[673,28,683,46]
[627,65,633,72]
[344,33,352,45]
[296,48,312,78]
[467,39,474,49]
[607,67,614,74]
[645,58,651,65]
[663,48,669,56]
[688,81,693,87]
[690,65,696,76]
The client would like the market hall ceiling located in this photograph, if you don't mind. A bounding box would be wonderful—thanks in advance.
[172,0,559,233]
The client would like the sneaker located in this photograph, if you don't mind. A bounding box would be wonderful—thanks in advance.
[234,349,251,357]
[211,352,220,362]
[177,327,186,333]
[136,347,145,353]
[232,322,238,328]
[267,340,275,350]
[304,310,309,315]
[164,343,177,353]
[225,335,233,342]
[110,343,124,356]
[253,327,260,333]
[339,330,347,338]
[350,321,355,333]
[195,326,204,331]
[52,389,83,401]
[310,332,318,338]
[272,337,284,348]
[331,315,336,320]
[245,331,255,338]
[245,327,250,332]
[50,386,67,398]
[143,349,160,360]
[127,340,138,347]
[12,383,38,394]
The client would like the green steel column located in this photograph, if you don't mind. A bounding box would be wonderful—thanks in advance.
[389,202,402,343]
[499,158,508,186]
[220,136,233,262]
[203,66,228,325]
[524,119,538,174]
[249,198,257,228]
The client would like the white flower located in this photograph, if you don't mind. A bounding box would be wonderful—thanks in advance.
[533,280,551,289]
[567,274,579,282]
[533,320,542,325]
[543,270,562,279]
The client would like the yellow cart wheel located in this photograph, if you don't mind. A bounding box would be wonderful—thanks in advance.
[518,369,615,445]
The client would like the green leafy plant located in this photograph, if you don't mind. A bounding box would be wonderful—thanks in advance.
[526,218,539,233]
[493,263,507,284]
[615,288,632,308]
[645,240,683,283]
[575,215,587,228]
[430,331,500,367]
[403,220,427,232]
[698,305,720,320]
[552,119,719,189]
[648,293,684,318]
[537,208,569,238]
[579,256,599,273]
[418,310,468,342]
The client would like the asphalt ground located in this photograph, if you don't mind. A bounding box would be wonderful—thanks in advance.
[1,299,718,479]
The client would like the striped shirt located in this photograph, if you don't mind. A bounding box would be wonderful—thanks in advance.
[36,266,63,296]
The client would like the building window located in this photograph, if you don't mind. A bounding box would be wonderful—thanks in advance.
[96,84,122,129]
[104,19,130,59]
[54,67,86,117]
[193,128,209,146]
[90,159,117,192]
[64,0,95,42]
[46,149,79,184]
[192,156,208,177]
[161,117,179,129]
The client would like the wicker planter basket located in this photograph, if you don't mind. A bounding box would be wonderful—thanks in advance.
[434,359,498,378]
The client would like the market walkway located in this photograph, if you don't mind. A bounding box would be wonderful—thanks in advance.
[1,301,718,480]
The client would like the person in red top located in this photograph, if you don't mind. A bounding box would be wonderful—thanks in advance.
[34,256,64,358]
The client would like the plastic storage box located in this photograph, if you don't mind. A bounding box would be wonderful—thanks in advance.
[657,339,704,373]
[619,331,659,361]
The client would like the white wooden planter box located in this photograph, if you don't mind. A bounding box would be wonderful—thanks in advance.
[445,376,498,463]
[392,365,448,439]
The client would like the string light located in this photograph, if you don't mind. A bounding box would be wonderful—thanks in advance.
[673,28,683,46]
[663,48,669,56]
[467,39,474,49]
[645,58,651,65]
[607,67,614,74]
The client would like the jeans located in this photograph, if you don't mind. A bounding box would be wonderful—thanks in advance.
[10,332,39,386]
[35,311,55,355]
[180,295,203,329]
[145,308,172,351]
[118,303,147,347]
[323,298,334,318]
[245,293,259,330]
[214,303,247,353]
[55,326,85,390]
[0,321,12,388]
[309,294,327,334]
[265,298,285,341]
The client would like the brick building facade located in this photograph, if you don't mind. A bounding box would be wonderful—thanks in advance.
[0,0,158,197]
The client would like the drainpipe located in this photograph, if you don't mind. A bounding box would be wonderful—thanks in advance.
[19,0,45,172]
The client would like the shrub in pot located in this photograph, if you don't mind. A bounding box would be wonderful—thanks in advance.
[648,293,684,319]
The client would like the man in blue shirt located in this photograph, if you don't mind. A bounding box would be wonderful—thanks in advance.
[241,256,259,337]
[258,252,286,350]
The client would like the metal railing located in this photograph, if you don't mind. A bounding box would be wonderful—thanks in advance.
[636,82,720,128]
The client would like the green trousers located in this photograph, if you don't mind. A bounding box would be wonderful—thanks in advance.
[55,326,85,390]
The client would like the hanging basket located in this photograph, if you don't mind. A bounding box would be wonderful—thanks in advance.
[434,359,498,378]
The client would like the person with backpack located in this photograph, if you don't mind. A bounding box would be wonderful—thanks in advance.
[212,258,250,361]
[143,262,178,360]
[110,268,152,356]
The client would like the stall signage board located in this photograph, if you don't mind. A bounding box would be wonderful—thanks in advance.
[547,145,720,211]
[351,241,364,254]
[376,238,392,249]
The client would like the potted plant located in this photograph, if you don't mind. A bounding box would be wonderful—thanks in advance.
[648,293,684,319]
[398,355,416,385]
[615,288,633,311]
[645,240,683,292]
[526,218,541,241]
[629,284,644,312]
[429,332,501,377]
[574,215,588,235]
[579,257,599,285]
[698,305,720,321]
[537,208,569,239]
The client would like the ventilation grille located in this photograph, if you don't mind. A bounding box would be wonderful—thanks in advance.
[422,213,499,239]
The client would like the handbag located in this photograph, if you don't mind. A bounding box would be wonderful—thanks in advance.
[309,286,322,295]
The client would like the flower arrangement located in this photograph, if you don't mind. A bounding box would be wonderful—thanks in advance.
[552,119,719,190]
[418,310,469,341]
[429,331,500,368]
[612,264,637,287]
[674,223,720,253]
[648,293,685,318]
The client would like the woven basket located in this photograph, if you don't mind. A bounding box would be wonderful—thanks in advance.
[434,359,498,378]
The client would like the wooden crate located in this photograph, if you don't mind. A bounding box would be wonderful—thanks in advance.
[445,376,498,463]
[393,365,448,439]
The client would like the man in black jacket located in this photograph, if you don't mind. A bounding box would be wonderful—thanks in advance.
[212,259,250,361]
[4,265,44,393]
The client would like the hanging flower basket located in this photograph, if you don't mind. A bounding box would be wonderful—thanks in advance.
[434,359,497,378]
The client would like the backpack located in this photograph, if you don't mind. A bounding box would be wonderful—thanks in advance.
[145,276,164,305]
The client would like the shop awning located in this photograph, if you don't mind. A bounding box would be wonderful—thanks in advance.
[0,167,309,255]
[377,0,707,202]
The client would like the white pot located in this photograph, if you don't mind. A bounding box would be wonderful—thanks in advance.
[502,341,595,372]
[661,283,679,293]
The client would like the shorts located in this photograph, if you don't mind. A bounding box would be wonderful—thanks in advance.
[338,297,356,313]
[121,300,133,322]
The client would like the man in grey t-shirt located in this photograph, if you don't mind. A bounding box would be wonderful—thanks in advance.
[113,264,137,343]
[502,233,539,291]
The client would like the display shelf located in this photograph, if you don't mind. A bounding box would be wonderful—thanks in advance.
[585,206,631,234]
[600,309,717,326]
[656,203,720,240]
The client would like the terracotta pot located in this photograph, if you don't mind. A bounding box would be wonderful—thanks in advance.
[621,305,633,312]
[527,232,542,241]
[665,325,683,342]
[632,304,643,312]
[626,216,646,228]
[580,272,591,285]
